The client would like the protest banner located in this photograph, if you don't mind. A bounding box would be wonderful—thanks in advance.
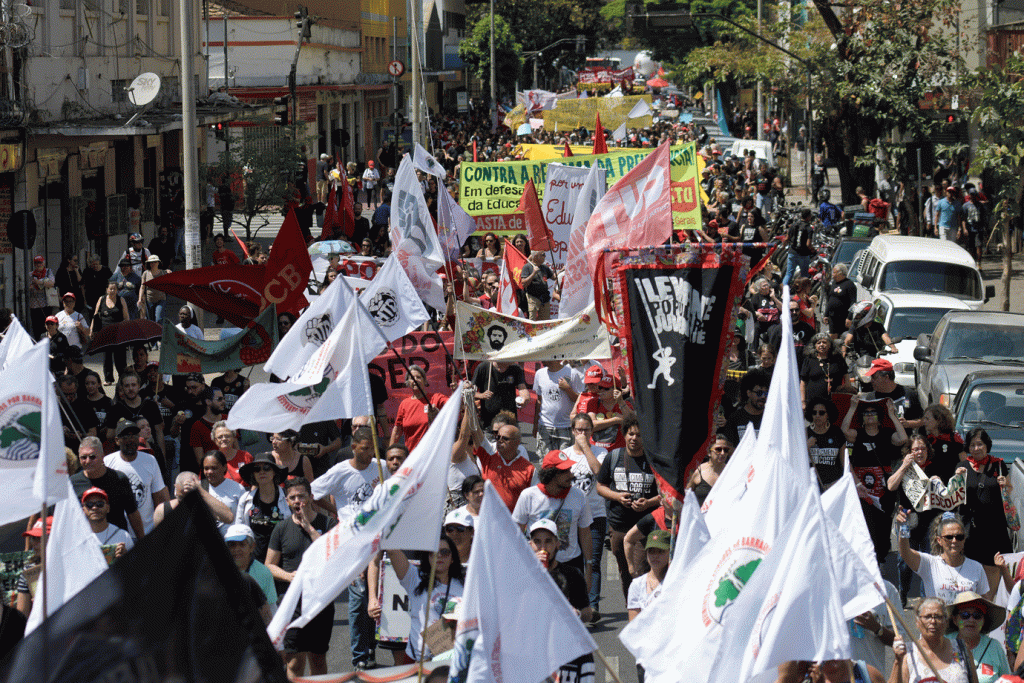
[459,143,701,231]
[473,213,526,235]
[901,465,967,512]
[518,144,594,160]
[453,301,611,362]
[542,164,594,267]
[542,94,653,132]
[577,66,635,85]
[158,305,278,374]
[338,256,382,280]
[376,556,411,646]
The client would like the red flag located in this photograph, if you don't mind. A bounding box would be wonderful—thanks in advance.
[319,183,339,241]
[339,175,356,238]
[145,264,265,328]
[502,238,529,310]
[517,180,554,252]
[263,209,313,316]
[592,113,608,155]
[563,141,573,157]
[230,229,250,258]
[473,140,478,162]
[495,258,523,317]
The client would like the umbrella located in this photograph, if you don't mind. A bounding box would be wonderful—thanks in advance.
[516,122,532,136]
[646,77,670,88]
[86,319,163,353]
[308,240,356,257]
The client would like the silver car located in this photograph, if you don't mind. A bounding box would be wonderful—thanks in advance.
[913,311,1024,408]
[952,370,1024,462]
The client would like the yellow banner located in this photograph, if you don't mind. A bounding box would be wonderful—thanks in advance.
[458,142,702,230]
[518,144,595,160]
[503,104,527,131]
[542,95,653,132]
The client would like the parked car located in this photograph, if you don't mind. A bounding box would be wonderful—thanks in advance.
[870,293,972,390]
[853,235,994,309]
[728,140,778,169]
[913,311,1024,408]
[830,237,872,271]
[952,370,1024,462]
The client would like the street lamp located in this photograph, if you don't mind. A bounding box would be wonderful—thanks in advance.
[523,35,586,90]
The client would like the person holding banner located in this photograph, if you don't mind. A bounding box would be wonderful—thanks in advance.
[896,508,992,604]
[390,365,448,453]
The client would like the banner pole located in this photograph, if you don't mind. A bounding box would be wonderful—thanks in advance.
[593,648,625,683]
[884,597,946,683]
[368,412,387,485]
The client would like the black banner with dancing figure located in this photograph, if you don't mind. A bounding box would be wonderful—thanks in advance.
[613,246,749,502]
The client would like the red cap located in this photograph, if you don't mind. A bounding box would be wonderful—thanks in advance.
[81,486,109,503]
[367,160,374,167]
[62,292,76,300]
[864,358,894,377]
[584,366,609,386]
[45,315,58,324]
[541,450,574,471]
[23,516,54,537]
[33,255,44,262]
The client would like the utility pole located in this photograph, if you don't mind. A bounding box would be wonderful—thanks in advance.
[181,0,200,270]
[756,0,763,140]
[490,0,496,131]
[411,0,422,147]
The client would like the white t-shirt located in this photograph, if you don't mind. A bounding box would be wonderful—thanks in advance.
[399,568,463,660]
[362,167,380,189]
[917,552,990,604]
[511,485,592,563]
[93,524,134,552]
[627,572,663,611]
[311,459,380,515]
[562,444,608,520]
[208,478,245,532]
[104,451,165,534]
[176,323,204,341]
[533,366,583,429]
[448,457,480,499]
[55,309,87,349]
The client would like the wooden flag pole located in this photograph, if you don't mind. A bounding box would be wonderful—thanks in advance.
[884,597,946,683]
[368,413,387,485]
[594,647,626,683]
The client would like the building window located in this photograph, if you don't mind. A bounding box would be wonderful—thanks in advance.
[112,79,130,103]
[119,0,130,14]
[136,0,149,14]
[160,0,169,17]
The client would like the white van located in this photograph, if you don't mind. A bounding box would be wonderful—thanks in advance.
[728,140,777,169]
[853,235,994,310]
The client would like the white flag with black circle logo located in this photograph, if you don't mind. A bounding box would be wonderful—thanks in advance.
[359,253,430,344]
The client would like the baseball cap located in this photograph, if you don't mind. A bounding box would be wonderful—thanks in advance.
[529,519,558,537]
[367,160,374,167]
[224,524,255,542]
[118,259,132,268]
[62,291,76,300]
[646,529,671,551]
[444,509,474,529]
[864,358,894,377]
[81,487,108,504]
[23,516,54,537]
[129,233,143,241]
[115,419,140,437]
[33,255,44,262]
[583,366,612,388]
[320,153,330,160]
[45,315,58,324]
[541,450,574,471]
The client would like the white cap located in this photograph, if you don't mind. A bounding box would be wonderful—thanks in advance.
[224,524,254,542]
[444,509,474,529]
[529,519,558,537]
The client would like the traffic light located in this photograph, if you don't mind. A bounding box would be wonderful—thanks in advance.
[946,114,956,123]
[214,122,226,140]
[273,96,289,125]
[294,5,312,40]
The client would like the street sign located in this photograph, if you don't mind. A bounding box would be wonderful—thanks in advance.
[388,60,406,78]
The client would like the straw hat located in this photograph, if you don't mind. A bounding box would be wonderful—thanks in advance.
[945,591,1005,635]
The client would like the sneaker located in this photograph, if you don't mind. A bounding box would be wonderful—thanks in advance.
[354,662,369,671]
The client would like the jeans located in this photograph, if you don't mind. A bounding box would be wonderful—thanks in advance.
[348,577,376,665]
[146,301,165,325]
[537,425,572,456]
[588,517,607,612]
[784,252,812,286]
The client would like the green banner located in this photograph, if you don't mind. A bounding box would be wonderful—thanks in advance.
[158,305,278,375]
[458,142,702,229]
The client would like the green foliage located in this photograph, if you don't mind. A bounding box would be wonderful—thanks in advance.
[458,14,524,96]
[205,125,312,239]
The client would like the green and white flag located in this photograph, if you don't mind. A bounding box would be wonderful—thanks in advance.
[158,305,278,375]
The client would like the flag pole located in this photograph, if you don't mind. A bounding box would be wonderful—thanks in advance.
[415,557,440,683]
[593,648,626,683]
[368,413,387,486]
[884,597,947,683]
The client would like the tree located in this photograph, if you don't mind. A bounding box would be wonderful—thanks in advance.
[458,14,523,100]
[205,125,313,240]
[951,55,1024,310]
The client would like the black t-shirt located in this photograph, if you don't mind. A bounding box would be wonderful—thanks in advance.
[300,420,342,478]
[849,322,888,358]
[719,407,764,448]
[86,395,113,428]
[70,468,139,531]
[865,385,922,423]
[520,262,553,302]
[549,563,588,611]
[211,373,248,411]
[826,278,857,322]
[800,354,848,402]
[850,428,898,503]
[472,362,526,426]
[268,513,337,594]
[596,449,658,532]
[103,398,163,436]
[789,221,815,256]
[807,424,846,488]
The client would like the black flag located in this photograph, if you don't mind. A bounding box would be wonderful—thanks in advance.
[0,492,288,683]
[618,250,746,501]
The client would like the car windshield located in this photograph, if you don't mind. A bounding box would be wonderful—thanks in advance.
[888,308,957,341]
[832,241,868,267]
[938,323,1024,362]
[879,261,981,299]
[959,383,1024,427]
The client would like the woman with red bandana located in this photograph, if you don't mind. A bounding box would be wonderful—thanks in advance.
[960,427,1018,594]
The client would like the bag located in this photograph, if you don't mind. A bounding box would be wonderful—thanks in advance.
[45,286,60,308]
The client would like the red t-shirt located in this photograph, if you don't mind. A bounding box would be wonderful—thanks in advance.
[395,393,448,452]
[577,395,627,450]
[475,446,535,512]
[225,449,253,484]
[212,249,240,267]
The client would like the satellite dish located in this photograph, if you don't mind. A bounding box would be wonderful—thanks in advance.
[127,73,161,107]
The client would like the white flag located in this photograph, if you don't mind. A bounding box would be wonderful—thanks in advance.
[0,341,68,526]
[359,253,430,343]
[267,387,463,647]
[674,491,711,567]
[413,142,446,178]
[0,316,33,370]
[226,303,376,432]
[822,471,887,619]
[447,482,596,683]
[437,182,479,261]
[628,98,653,119]
[390,155,446,311]
[710,487,851,683]
[263,273,358,381]
[26,482,109,633]
[612,121,627,142]
[557,163,607,318]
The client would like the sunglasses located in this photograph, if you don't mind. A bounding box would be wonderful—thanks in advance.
[444,525,468,534]
[436,548,452,557]
[83,500,106,509]
[942,533,966,541]
[752,389,768,397]
[252,464,275,472]
[958,610,984,620]
[862,411,879,418]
